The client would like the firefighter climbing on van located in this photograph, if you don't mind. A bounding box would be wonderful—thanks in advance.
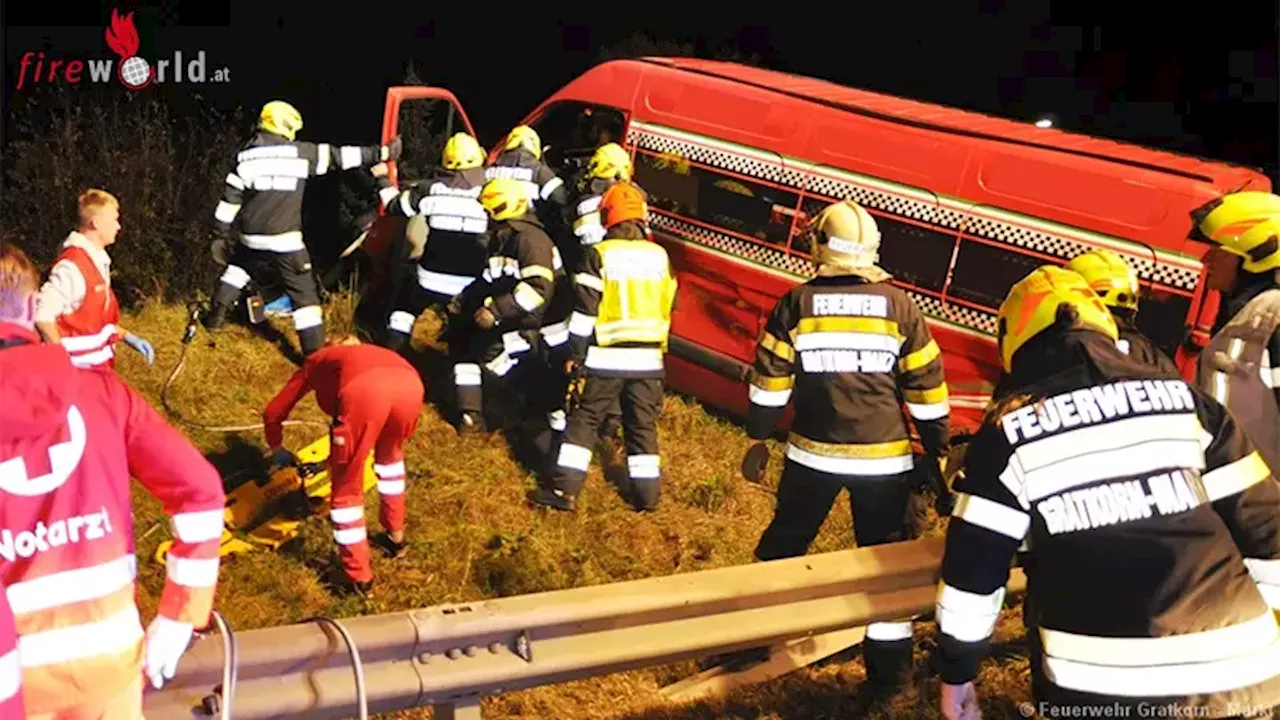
[373,132,489,360]
[446,177,563,436]
[263,335,424,596]
[1065,248,1176,372]
[0,240,227,716]
[935,264,1280,720]
[742,199,950,693]
[34,189,154,370]
[200,99,402,356]
[535,182,677,512]
[1193,191,1280,476]
[485,125,569,222]
[539,143,634,448]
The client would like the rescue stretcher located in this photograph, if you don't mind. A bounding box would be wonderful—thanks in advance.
[154,433,378,564]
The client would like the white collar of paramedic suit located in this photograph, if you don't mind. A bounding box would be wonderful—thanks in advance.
[63,231,112,277]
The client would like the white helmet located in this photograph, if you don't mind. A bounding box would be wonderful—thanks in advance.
[808,200,882,269]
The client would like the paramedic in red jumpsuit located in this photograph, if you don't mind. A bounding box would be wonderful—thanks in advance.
[263,336,424,594]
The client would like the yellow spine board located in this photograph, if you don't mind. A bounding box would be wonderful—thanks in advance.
[154,434,379,565]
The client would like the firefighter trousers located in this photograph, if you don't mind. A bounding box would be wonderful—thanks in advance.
[548,374,664,510]
[28,675,142,720]
[542,342,622,438]
[754,459,916,688]
[328,368,424,584]
[385,282,453,353]
[208,243,326,355]
[459,328,561,422]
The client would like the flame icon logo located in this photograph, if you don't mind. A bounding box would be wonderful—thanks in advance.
[104,9,151,90]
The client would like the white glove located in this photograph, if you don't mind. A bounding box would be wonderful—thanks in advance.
[145,615,194,689]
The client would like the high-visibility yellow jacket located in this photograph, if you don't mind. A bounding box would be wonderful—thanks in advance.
[567,233,677,377]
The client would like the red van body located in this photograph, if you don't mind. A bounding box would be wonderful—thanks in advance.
[367,57,1271,437]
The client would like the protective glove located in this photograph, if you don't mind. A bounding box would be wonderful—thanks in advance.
[370,161,390,178]
[940,681,982,720]
[122,333,155,365]
[266,446,297,472]
[145,615,194,690]
[446,294,465,317]
[210,237,229,266]
[474,306,497,330]
[740,442,769,483]
[382,136,403,162]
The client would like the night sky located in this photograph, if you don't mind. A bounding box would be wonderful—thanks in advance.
[3,2,1278,179]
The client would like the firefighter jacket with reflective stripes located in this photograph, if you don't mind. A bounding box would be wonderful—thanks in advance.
[748,272,950,476]
[1196,280,1280,475]
[566,228,677,378]
[936,330,1280,713]
[374,168,489,298]
[485,149,568,209]
[0,584,21,718]
[35,234,121,369]
[1115,314,1177,374]
[568,177,621,248]
[214,131,385,253]
[0,325,225,716]
[462,216,561,332]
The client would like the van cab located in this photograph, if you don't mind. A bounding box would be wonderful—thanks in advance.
[366,57,1271,437]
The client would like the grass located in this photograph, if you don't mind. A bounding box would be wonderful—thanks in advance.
[118,297,1033,720]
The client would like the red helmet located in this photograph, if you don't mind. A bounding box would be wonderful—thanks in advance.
[600,182,648,229]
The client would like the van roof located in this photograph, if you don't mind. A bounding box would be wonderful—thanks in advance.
[637,57,1264,190]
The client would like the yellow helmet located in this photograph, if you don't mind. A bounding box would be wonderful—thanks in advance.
[504,125,542,159]
[479,177,530,221]
[442,133,484,170]
[1195,191,1280,274]
[807,200,881,268]
[259,100,303,140]
[996,265,1118,373]
[588,143,632,181]
[1065,249,1140,311]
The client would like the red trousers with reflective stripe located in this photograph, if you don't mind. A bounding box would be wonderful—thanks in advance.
[329,368,423,583]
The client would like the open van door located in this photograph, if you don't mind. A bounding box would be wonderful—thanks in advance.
[355,87,478,327]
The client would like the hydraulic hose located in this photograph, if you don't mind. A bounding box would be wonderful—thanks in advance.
[210,610,238,720]
[305,616,368,720]
[160,305,328,434]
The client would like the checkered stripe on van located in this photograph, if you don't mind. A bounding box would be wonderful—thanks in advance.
[651,212,1000,337]
[627,126,1201,293]
[959,215,1201,291]
[630,127,805,187]
[801,172,967,229]
[650,213,815,278]
[911,294,999,336]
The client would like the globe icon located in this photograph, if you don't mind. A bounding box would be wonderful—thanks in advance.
[119,56,151,89]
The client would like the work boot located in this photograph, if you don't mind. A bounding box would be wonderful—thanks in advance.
[372,532,409,559]
[527,487,575,512]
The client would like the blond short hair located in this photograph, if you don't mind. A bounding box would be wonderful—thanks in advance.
[0,241,39,322]
[78,189,119,228]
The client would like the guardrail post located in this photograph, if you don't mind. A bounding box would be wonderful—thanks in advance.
[435,697,483,719]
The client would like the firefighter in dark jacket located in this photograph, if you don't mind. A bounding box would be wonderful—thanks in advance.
[936,264,1280,720]
[534,182,678,512]
[1065,248,1177,372]
[540,143,634,443]
[743,199,950,691]
[1194,191,1280,476]
[373,132,489,395]
[202,100,401,355]
[485,125,569,223]
[450,177,563,434]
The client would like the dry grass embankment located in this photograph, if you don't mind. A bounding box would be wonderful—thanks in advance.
[119,300,1033,720]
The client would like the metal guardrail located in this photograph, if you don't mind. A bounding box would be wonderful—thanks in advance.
[143,537,1027,719]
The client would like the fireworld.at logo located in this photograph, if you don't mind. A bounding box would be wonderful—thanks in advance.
[15,8,231,90]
